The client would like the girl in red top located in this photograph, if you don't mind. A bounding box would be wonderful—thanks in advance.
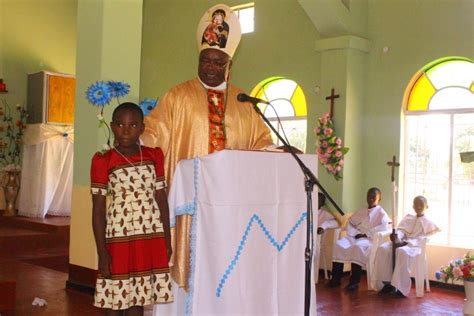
[91,102,173,315]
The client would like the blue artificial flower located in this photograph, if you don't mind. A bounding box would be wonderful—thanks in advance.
[86,81,112,107]
[107,81,130,98]
[139,98,159,116]
[435,271,441,280]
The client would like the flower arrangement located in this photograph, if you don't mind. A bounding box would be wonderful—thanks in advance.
[0,99,28,171]
[315,112,349,180]
[435,253,474,283]
[85,81,158,150]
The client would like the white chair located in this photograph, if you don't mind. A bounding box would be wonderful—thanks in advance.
[413,236,430,298]
[314,228,341,284]
[366,229,391,291]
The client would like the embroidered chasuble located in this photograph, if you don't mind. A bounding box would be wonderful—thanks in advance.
[142,78,273,289]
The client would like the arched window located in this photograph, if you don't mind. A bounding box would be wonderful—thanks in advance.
[250,77,307,151]
[402,57,474,248]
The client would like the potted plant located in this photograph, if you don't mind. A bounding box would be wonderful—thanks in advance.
[436,253,474,314]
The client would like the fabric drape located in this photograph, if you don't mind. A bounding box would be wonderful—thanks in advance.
[18,124,73,218]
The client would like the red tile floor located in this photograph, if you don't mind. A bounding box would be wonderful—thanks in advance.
[0,216,466,315]
[315,277,464,315]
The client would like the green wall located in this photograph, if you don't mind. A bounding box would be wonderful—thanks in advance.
[361,0,474,212]
[73,0,143,186]
[0,0,77,106]
[343,49,368,212]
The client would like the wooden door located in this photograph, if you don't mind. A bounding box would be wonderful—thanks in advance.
[47,75,76,124]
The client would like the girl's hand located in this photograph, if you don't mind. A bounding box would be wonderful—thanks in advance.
[167,243,173,261]
[98,251,112,278]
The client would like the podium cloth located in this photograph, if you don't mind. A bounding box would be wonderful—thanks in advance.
[154,150,317,315]
[18,124,73,218]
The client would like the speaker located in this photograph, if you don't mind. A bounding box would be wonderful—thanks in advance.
[27,71,76,125]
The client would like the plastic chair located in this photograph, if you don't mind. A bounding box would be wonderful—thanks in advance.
[314,228,341,284]
[366,229,391,291]
[413,237,430,298]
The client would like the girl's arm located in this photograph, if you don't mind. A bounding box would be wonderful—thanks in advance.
[92,194,111,277]
[156,188,172,260]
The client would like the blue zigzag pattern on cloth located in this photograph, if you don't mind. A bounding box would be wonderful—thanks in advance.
[184,158,199,315]
[215,212,307,298]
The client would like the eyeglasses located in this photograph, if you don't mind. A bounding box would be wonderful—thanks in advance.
[199,58,229,69]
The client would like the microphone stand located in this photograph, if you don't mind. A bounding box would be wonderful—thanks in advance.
[248,102,344,316]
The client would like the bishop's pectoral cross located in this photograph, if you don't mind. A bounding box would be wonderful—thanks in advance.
[325,88,340,118]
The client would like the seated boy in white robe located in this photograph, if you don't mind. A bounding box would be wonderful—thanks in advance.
[327,187,391,291]
[374,195,440,297]
[317,192,339,235]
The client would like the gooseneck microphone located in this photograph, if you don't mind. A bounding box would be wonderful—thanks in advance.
[237,93,270,105]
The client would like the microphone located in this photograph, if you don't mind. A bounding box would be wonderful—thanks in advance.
[237,93,270,105]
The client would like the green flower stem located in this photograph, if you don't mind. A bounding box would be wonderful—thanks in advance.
[100,107,111,146]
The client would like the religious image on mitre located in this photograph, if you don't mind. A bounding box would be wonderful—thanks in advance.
[196,3,241,58]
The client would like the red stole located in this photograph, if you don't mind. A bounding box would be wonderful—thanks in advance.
[207,89,226,153]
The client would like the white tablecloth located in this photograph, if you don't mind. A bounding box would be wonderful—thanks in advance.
[155,150,318,315]
[18,124,73,218]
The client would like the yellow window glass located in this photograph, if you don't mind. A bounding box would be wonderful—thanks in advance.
[405,57,473,112]
[407,73,436,111]
[250,77,307,118]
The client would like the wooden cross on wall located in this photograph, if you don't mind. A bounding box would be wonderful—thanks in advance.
[387,155,400,182]
[325,88,340,118]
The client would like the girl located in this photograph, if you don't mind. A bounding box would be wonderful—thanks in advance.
[91,102,173,315]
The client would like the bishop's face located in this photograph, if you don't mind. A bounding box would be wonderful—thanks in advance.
[198,49,231,87]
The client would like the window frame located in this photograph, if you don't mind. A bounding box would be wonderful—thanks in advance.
[232,2,255,34]
[401,57,474,248]
[250,77,308,151]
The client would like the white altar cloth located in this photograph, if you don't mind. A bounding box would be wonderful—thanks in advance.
[18,124,73,218]
[155,150,317,315]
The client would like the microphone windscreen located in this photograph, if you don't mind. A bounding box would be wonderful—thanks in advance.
[237,93,247,102]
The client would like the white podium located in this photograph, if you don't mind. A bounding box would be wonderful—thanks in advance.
[155,150,318,315]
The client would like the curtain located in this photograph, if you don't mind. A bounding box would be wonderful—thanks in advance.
[18,124,73,218]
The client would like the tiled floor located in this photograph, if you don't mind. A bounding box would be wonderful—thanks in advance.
[0,216,466,315]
